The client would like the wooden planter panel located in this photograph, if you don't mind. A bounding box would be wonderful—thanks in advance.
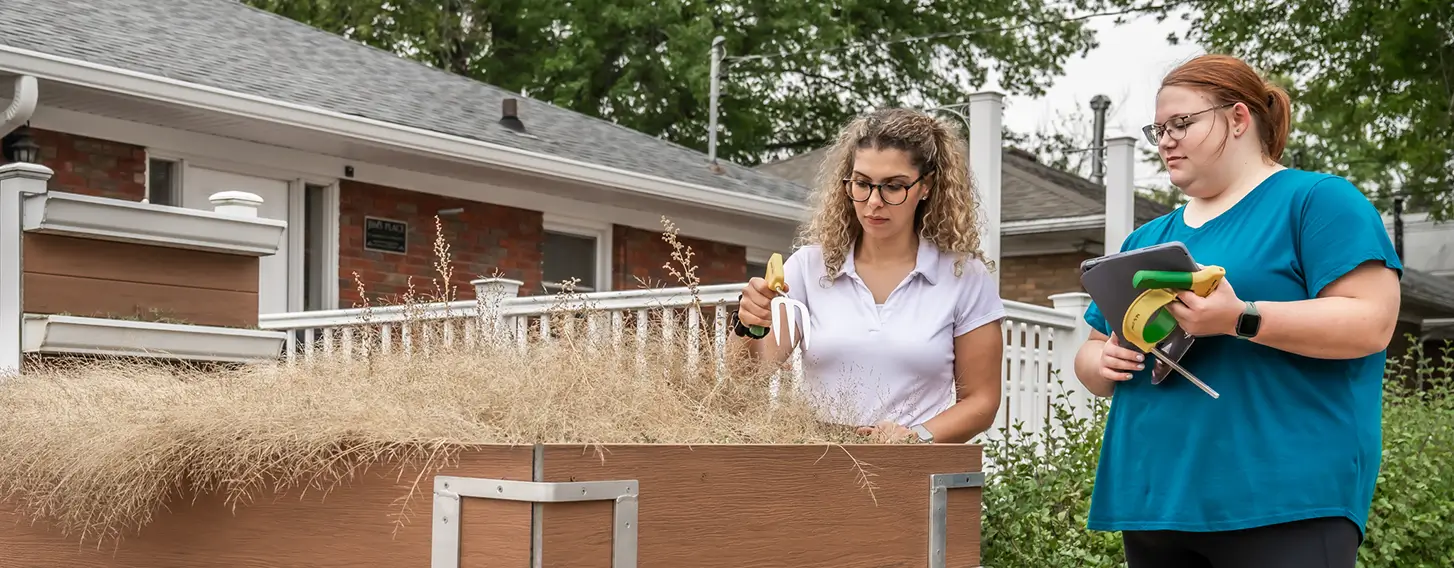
[537,444,982,568]
[0,444,982,567]
[0,446,534,568]
[21,233,260,327]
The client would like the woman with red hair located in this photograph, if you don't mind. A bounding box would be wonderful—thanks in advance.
[1072,54,1402,567]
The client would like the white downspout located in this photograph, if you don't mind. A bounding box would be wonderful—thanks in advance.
[1,75,39,138]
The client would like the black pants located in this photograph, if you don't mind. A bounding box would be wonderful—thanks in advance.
[1123,516,1361,568]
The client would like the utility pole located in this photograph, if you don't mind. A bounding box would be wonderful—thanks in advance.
[1393,195,1405,260]
[1088,94,1111,185]
[706,36,725,169]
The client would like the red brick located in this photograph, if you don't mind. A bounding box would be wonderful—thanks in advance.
[997,252,1093,306]
[612,224,746,290]
[337,180,543,307]
[3,128,145,201]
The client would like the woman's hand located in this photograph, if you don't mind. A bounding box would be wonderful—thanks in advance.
[1164,278,1243,337]
[1099,333,1146,382]
[738,277,786,329]
[856,420,917,443]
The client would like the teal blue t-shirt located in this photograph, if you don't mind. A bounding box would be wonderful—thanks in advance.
[1083,168,1402,536]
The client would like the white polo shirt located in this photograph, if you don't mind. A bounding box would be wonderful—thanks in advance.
[780,238,1006,427]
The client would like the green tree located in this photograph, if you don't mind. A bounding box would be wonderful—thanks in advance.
[1138,0,1453,217]
[246,0,1157,166]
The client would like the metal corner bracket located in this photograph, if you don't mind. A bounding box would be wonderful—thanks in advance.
[928,471,985,568]
[431,476,640,568]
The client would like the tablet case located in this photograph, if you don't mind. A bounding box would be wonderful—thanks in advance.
[1078,242,1201,384]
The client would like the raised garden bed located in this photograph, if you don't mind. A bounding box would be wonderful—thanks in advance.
[0,443,983,567]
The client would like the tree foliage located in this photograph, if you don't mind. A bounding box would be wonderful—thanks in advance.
[1138,0,1453,217]
[244,0,1152,166]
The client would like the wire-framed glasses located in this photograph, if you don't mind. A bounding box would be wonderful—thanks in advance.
[843,172,927,206]
[1141,102,1236,146]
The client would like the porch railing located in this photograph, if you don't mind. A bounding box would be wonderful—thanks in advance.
[257,278,1098,441]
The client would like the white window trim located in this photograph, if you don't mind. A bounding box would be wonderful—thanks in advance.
[143,148,342,312]
[542,213,613,293]
[291,179,342,311]
[745,247,774,281]
[143,154,186,206]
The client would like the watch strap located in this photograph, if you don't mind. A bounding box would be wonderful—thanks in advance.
[909,424,934,443]
[1235,301,1261,338]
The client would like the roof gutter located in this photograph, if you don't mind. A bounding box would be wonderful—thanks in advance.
[1,75,38,138]
[1001,214,1104,236]
[0,45,808,222]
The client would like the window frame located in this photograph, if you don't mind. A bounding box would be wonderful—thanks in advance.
[541,214,613,293]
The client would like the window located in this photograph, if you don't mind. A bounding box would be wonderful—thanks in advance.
[302,183,328,311]
[745,261,769,281]
[147,158,181,206]
[542,230,600,292]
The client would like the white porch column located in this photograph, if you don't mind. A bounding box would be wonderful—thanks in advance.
[1104,135,1137,253]
[0,162,53,378]
[209,191,264,218]
[1049,291,1095,421]
[967,91,1003,282]
[471,277,524,343]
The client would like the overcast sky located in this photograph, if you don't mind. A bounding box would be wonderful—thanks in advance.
[994,11,1206,189]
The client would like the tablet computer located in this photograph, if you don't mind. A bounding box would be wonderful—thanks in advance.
[1078,241,1201,384]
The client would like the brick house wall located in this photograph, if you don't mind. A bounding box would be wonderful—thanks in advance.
[337,180,544,306]
[997,251,1094,307]
[2,128,146,201]
[611,225,747,290]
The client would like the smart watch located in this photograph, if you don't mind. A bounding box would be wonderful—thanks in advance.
[909,424,934,443]
[1235,301,1262,339]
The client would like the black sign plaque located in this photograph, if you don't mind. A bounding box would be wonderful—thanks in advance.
[364,216,407,254]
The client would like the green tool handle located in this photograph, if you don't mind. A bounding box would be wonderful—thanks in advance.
[1132,266,1225,297]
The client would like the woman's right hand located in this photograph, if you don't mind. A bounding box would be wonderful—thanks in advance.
[1099,333,1146,381]
[738,277,786,329]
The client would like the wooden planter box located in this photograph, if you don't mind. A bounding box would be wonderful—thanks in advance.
[13,189,288,363]
[0,444,984,567]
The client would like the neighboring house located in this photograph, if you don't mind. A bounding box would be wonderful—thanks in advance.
[0,0,815,316]
[1382,212,1454,355]
[756,145,1174,306]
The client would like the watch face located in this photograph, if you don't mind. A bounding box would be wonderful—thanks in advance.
[1237,313,1261,337]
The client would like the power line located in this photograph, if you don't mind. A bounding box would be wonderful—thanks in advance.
[723,1,1205,66]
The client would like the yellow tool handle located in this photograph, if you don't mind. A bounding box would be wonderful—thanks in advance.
[748,253,786,336]
[763,253,786,293]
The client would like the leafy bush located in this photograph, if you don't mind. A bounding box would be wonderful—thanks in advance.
[980,342,1454,567]
[980,377,1124,567]
[1362,341,1454,567]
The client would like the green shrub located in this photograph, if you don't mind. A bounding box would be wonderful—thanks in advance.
[981,376,1124,567]
[981,343,1454,568]
[1361,341,1454,567]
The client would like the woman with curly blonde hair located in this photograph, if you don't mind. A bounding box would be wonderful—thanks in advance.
[732,107,1006,444]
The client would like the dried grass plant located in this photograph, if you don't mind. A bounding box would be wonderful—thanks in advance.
[0,215,879,549]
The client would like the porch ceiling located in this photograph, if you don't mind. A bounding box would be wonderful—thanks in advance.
[17,77,793,236]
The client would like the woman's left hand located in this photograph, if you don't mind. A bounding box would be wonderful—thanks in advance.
[1164,277,1244,337]
[856,420,916,443]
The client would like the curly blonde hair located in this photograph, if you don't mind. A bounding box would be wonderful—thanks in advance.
[793,107,993,278]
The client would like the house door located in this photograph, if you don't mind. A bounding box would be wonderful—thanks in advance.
[183,167,292,315]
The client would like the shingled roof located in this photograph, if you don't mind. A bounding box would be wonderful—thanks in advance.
[0,0,808,204]
[756,145,1173,224]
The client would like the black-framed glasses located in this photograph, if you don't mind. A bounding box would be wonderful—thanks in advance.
[1141,102,1236,146]
[843,172,927,206]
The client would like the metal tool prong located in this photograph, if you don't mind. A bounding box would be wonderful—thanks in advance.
[770,296,811,350]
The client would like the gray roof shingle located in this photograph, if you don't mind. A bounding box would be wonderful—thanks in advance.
[756,145,1173,224]
[0,0,809,203]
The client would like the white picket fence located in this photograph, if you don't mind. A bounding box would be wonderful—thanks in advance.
[258,277,1098,442]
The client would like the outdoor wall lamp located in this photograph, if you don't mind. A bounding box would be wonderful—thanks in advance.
[3,124,40,164]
